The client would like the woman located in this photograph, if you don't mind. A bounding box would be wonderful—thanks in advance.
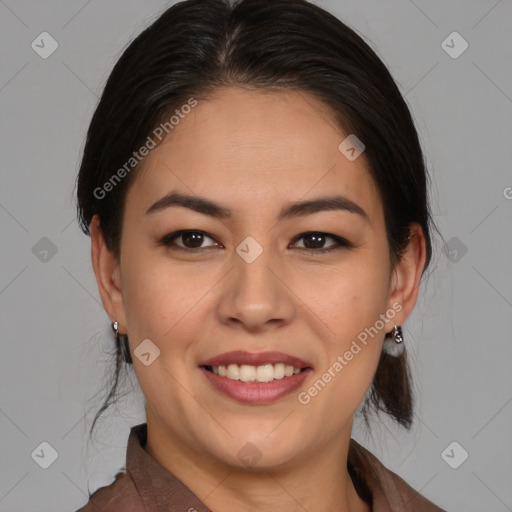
[75,0,446,510]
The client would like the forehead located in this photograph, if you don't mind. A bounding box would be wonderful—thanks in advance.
[126,87,381,224]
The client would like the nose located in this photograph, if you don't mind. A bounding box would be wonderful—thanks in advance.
[216,245,296,333]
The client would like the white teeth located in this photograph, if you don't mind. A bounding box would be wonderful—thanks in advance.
[226,364,240,380]
[210,363,304,382]
[239,364,256,382]
[274,363,285,379]
[256,364,274,383]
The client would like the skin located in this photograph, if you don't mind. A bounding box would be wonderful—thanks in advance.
[90,86,426,512]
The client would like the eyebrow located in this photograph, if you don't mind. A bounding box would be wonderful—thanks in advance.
[145,191,370,223]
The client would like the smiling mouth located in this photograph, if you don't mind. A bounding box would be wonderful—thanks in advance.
[202,363,308,383]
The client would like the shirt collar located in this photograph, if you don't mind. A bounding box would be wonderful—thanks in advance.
[126,422,433,511]
[127,423,212,511]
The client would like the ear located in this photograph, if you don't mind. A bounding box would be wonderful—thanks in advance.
[385,223,427,330]
[90,215,127,332]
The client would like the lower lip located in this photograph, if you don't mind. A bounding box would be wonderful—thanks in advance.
[199,367,312,404]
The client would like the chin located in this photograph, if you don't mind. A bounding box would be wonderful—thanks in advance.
[207,427,306,470]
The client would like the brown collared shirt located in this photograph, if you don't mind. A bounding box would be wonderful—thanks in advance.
[75,423,446,511]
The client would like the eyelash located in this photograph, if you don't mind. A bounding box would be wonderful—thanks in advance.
[157,230,352,254]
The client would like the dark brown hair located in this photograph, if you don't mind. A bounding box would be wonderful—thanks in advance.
[76,0,441,437]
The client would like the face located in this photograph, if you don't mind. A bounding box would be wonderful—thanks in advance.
[93,86,424,471]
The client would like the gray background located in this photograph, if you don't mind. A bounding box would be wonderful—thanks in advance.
[0,0,511,510]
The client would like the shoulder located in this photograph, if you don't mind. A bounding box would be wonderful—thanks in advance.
[75,470,142,512]
[348,439,446,512]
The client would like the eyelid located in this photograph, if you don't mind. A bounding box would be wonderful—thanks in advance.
[158,230,221,250]
[290,231,352,251]
[158,230,352,253]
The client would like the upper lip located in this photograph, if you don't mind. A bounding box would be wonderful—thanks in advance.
[199,350,313,369]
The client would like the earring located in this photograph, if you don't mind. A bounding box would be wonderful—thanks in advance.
[112,321,133,364]
[382,325,404,357]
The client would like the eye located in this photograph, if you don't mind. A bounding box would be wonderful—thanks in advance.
[290,231,351,253]
[158,230,351,253]
[158,230,221,251]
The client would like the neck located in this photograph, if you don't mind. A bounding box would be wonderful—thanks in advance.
[144,413,370,512]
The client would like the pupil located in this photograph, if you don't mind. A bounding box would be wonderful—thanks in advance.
[181,232,326,250]
[184,232,203,248]
[305,233,324,249]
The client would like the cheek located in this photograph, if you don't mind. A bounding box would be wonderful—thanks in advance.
[295,255,391,338]
[297,255,389,399]
[302,284,385,427]
[120,248,217,354]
